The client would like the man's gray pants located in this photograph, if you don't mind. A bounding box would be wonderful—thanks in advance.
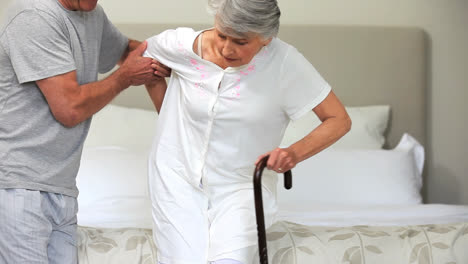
[0,189,78,264]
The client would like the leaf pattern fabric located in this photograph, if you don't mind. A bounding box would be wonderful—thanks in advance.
[78,227,156,264]
[78,222,468,264]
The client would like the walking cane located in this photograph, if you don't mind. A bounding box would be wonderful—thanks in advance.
[253,155,292,264]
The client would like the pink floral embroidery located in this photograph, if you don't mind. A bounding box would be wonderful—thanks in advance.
[177,41,207,96]
[234,85,241,97]
[232,62,256,98]
[176,40,268,98]
[193,64,208,95]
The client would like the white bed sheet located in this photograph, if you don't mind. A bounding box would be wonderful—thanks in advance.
[277,204,468,226]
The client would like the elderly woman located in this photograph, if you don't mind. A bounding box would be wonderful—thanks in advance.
[144,0,351,263]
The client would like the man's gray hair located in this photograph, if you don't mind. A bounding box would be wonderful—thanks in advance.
[207,0,281,40]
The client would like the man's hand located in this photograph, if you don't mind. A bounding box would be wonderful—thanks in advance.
[152,60,172,78]
[116,41,161,87]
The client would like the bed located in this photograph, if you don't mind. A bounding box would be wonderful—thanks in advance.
[76,24,468,263]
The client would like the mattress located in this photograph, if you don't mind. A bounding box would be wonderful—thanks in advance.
[78,204,468,264]
[277,204,468,226]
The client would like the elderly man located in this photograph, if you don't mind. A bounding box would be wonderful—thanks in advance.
[0,0,168,263]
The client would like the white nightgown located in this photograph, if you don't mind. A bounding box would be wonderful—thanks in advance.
[144,27,331,264]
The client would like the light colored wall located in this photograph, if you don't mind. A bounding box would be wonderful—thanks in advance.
[1,0,466,205]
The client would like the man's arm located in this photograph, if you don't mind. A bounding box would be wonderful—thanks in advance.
[36,41,158,128]
[118,39,143,66]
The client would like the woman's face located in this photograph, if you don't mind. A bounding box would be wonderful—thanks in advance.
[213,27,272,68]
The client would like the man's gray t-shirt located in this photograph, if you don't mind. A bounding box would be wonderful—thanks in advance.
[0,0,128,197]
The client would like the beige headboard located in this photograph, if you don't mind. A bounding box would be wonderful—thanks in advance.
[108,24,427,149]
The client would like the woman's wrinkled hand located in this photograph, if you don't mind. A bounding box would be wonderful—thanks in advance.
[255,147,298,173]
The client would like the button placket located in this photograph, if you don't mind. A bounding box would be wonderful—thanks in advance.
[198,74,223,187]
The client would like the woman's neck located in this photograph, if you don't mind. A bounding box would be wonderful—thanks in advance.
[198,30,231,69]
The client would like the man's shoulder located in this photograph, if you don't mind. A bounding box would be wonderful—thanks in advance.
[2,0,64,27]
[7,0,58,15]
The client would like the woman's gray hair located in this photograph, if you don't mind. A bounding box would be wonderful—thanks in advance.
[207,0,281,40]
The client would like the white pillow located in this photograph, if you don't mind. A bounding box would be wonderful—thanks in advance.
[76,146,152,229]
[281,105,390,149]
[277,133,424,209]
[84,104,158,152]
